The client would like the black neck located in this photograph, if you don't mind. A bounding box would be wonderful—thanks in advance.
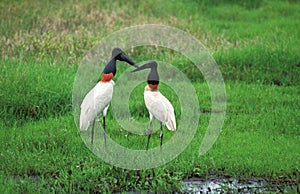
[103,58,117,75]
[147,68,159,83]
[147,80,159,85]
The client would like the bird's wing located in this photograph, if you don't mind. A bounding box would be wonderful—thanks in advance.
[159,93,176,131]
[80,81,114,131]
[144,91,165,122]
[144,91,176,131]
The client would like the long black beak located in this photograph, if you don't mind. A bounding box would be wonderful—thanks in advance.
[131,63,151,73]
[120,53,139,68]
[131,60,160,83]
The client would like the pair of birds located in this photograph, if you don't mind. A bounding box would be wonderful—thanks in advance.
[79,48,176,150]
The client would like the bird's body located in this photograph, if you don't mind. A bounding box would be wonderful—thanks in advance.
[79,48,137,144]
[80,80,114,131]
[144,85,176,132]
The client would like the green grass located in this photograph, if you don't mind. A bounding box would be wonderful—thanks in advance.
[0,82,299,192]
[0,59,76,126]
[1,0,300,192]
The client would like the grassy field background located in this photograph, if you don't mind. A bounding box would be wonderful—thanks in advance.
[0,0,299,192]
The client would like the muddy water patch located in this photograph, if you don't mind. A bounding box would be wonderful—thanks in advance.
[181,177,286,193]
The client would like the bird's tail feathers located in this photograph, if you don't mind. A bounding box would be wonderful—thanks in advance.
[80,112,89,131]
[166,118,176,131]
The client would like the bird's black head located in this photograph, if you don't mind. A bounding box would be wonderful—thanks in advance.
[112,48,138,67]
[131,60,159,85]
[103,48,138,76]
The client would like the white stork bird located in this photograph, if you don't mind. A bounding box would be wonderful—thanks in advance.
[132,60,176,150]
[80,48,138,144]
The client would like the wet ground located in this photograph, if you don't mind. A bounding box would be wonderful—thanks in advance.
[181,177,288,193]
[4,175,297,193]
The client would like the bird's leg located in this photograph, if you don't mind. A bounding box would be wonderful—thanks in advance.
[146,120,152,151]
[103,116,106,146]
[160,122,163,151]
[91,119,96,144]
[102,105,109,146]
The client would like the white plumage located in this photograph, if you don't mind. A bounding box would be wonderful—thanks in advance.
[80,80,115,131]
[144,85,176,131]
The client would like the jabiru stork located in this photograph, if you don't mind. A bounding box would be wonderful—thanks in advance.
[132,60,176,150]
[80,48,138,144]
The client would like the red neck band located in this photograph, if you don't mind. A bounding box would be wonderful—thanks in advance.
[148,84,158,90]
[101,73,114,82]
